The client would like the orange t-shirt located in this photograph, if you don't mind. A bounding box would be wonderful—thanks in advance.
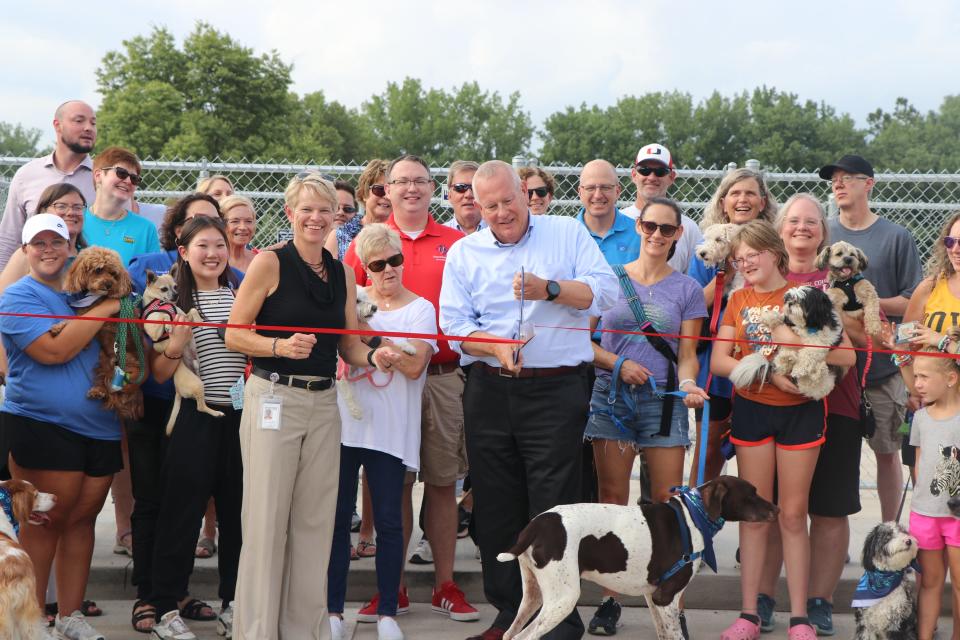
[721,283,807,407]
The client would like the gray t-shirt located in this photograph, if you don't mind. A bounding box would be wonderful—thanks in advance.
[828,216,923,382]
[910,408,960,517]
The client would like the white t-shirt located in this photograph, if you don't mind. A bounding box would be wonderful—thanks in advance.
[337,296,438,469]
[621,204,702,274]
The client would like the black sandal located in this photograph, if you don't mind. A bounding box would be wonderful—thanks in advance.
[82,600,103,617]
[179,597,217,621]
[131,600,157,633]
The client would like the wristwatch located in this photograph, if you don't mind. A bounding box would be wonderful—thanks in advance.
[545,280,561,301]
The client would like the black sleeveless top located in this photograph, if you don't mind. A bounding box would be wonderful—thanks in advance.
[252,242,345,377]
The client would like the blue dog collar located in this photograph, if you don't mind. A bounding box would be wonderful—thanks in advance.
[0,487,18,538]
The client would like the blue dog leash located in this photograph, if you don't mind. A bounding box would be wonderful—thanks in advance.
[657,486,725,583]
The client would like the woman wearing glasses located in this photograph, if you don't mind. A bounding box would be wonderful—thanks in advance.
[517,166,555,215]
[226,173,401,640]
[220,195,259,273]
[328,223,436,640]
[328,160,392,261]
[582,197,709,636]
[84,146,160,265]
[687,168,778,488]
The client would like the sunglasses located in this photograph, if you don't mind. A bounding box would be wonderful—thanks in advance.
[103,166,142,186]
[945,236,960,249]
[367,253,404,273]
[339,205,357,215]
[635,165,671,177]
[451,183,473,194]
[527,187,549,198]
[370,184,386,198]
[638,221,680,237]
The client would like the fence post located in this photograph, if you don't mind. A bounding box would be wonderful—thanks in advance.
[198,157,210,190]
[725,162,738,174]
[745,159,761,173]
[511,155,527,169]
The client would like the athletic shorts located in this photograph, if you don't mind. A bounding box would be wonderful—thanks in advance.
[809,414,862,517]
[3,411,122,477]
[909,511,960,550]
[865,374,908,455]
[730,394,826,450]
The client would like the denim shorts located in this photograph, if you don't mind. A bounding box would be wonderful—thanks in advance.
[584,376,690,449]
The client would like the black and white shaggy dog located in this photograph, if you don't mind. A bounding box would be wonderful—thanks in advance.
[853,522,918,640]
[729,286,843,400]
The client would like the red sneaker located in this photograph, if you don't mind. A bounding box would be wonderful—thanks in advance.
[431,581,479,622]
[356,589,409,623]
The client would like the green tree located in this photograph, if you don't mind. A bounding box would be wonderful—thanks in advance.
[285,91,374,163]
[0,122,46,156]
[361,78,533,164]
[867,96,960,171]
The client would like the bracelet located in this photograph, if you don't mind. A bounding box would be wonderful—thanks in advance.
[271,337,280,358]
[939,335,953,353]
[891,352,913,367]
[367,336,382,349]
[678,378,695,389]
[367,347,379,367]
[162,351,183,360]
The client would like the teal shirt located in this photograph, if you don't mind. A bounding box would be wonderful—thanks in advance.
[576,209,641,265]
[83,209,160,266]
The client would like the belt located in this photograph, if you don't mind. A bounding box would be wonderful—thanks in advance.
[251,366,334,391]
[427,362,460,376]
[476,362,581,379]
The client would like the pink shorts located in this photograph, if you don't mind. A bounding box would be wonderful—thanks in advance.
[909,511,960,550]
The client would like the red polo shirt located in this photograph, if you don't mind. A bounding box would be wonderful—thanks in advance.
[343,214,464,365]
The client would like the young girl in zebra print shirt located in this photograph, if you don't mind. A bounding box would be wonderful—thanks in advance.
[907,349,960,638]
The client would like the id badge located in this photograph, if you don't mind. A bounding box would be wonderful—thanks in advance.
[229,376,245,410]
[260,395,283,431]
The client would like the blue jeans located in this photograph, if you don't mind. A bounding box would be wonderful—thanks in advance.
[327,445,406,615]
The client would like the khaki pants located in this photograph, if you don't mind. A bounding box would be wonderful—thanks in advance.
[234,374,340,640]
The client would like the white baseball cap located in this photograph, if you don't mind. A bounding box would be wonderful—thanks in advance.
[22,213,70,244]
[635,144,673,169]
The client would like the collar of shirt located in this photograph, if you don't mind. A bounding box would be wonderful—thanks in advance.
[576,208,633,240]
[41,152,94,174]
[386,212,447,240]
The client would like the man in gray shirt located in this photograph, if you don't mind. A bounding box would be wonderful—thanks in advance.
[0,100,97,270]
[822,154,922,521]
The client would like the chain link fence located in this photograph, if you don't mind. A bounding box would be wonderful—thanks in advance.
[2,156,959,267]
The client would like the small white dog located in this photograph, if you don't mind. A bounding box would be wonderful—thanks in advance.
[337,285,416,420]
[853,522,918,640]
[729,286,842,400]
[696,223,744,295]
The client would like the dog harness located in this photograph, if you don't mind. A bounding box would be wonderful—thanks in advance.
[142,298,178,343]
[0,487,19,538]
[656,486,725,584]
[851,560,921,608]
[834,273,866,312]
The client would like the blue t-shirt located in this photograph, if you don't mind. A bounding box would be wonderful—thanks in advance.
[83,209,161,266]
[688,252,733,398]
[577,209,641,265]
[0,276,121,440]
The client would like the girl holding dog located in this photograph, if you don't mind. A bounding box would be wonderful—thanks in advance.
[711,220,854,640]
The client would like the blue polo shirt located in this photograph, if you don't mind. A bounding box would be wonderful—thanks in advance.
[576,209,640,265]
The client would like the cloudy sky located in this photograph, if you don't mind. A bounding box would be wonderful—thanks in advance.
[3,1,958,150]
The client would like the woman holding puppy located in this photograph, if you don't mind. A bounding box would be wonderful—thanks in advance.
[711,220,854,640]
[225,173,400,640]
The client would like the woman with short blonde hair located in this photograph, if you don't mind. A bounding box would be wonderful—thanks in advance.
[197,175,235,201]
[219,194,258,273]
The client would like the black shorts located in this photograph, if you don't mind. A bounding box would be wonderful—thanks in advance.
[730,395,826,450]
[3,412,122,477]
[694,393,733,424]
[809,414,862,517]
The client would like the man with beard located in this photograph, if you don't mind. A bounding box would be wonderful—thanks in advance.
[0,100,97,269]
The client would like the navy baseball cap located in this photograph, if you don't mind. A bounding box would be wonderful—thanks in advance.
[818,155,874,180]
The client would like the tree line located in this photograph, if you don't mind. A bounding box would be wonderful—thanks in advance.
[2,22,959,172]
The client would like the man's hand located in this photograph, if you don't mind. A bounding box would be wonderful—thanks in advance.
[490,341,522,374]
[513,271,548,301]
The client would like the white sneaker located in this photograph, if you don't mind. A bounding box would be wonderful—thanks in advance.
[377,616,405,640]
[329,616,348,640]
[55,611,105,640]
[151,611,196,640]
[217,602,234,638]
[409,538,433,564]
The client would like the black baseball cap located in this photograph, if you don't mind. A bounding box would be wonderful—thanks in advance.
[818,155,874,180]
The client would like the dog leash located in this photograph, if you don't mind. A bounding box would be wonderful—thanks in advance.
[657,486,724,584]
[895,474,912,524]
[112,294,146,390]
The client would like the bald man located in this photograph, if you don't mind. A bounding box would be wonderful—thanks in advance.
[0,100,97,269]
[576,159,640,264]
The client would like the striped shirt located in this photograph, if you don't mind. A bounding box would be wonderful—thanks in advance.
[192,287,248,405]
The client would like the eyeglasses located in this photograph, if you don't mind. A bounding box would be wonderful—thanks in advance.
[366,253,404,273]
[49,203,85,215]
[27,238,68,251]
[580,184,616,193]
[830,175,869,187]
[390,178,433,188]
[636,165,670,177]
[944,236,960,250]
[338,205,357,215]
[638,221,679,238]
[370,184,386,198]
[731,250,768,270]
[450,183,473,194]
[103,166,142,186]
[527,187,549,199]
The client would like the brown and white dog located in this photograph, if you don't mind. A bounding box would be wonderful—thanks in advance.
[695,223,745,296]
[496,476,778,640]
[816,241,882,337]
[0,479,56,640]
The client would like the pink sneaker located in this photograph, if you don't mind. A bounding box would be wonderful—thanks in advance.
[356,588,409,623]
[720,616,760,640]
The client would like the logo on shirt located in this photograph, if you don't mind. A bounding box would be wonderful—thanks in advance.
[436,244,448,256]
[123,235,135,244]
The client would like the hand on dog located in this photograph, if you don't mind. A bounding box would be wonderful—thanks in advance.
[618,359,652,385]
[278,333,317,359]
[513,271,548,301]
[165,314,193,356]
[680,381,709,409]
[771,373,800,395]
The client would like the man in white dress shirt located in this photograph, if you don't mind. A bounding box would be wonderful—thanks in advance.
[440,160,617,640]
